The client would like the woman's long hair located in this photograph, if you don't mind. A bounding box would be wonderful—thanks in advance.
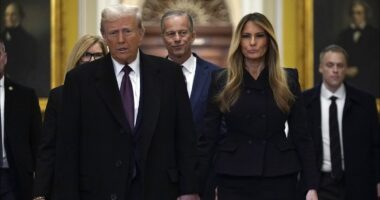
[66,34,108,73]
[217,13,294,113]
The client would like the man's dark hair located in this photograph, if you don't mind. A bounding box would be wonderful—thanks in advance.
[6,2,26,20]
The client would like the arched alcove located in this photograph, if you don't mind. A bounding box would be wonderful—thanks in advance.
[140,0,233,67]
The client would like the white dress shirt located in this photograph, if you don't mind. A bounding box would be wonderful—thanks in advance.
[0,76,9,168]
[179,54,197,97]
[350,22,366,43]
[112,51,141,126]
[320,83,346,172]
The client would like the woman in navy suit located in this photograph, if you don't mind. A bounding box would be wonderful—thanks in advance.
[198,13,318,200]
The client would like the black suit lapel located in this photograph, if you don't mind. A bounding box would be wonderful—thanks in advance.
[95,55,132,133]
[4,78,14,125]
[137,53,161,165]
[342,83,355,116]
[3,78,16,166]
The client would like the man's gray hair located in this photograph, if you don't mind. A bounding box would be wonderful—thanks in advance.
[160,10,194,34]
[319,44,349,64]
[100,4,144,33]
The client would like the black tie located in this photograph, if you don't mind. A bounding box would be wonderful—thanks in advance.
[329,96,343,179]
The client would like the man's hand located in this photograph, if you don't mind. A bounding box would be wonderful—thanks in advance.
[306,189,318,200]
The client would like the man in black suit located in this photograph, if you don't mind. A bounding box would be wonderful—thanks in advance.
[0,38,42,199]
[302,44,380,199]
[53,4,199,200]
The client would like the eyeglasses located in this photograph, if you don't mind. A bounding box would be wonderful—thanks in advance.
[81,52,104,62]
[164,30,190,38]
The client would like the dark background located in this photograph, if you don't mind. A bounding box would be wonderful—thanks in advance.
[0,0,50,97]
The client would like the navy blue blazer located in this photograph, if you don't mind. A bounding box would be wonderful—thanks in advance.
[302,83,380,199]
[190,53,220,135]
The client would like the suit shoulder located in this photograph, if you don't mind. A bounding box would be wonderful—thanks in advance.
[49,86,63,100]
[284,68,298,81]
[5,78,37,96]
[302,86,320,104]
[303,87,317,95]
[211,68,227,87]
[145,53,178,65]
[141,53,180,73]
[346,84,376,102]
[68,58,102,75]
[196,56,222,71]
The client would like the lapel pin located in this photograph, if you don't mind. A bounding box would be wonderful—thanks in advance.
[8,86,13,91]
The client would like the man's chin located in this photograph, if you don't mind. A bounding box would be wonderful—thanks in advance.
[172,52,186,58]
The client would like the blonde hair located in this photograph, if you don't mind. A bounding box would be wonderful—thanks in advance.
[217,13,294,113]
[66,34,108,73]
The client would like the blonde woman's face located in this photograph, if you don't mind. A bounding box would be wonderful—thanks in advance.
[79,42,104,65]
[240,21,268,63]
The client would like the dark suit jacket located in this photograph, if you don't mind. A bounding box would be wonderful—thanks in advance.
[53,51,198,200]
[190,53,220,135]
[303,83,380,199]
[198,68,318,190]
[3,77,42,200]
[33,86,62,198]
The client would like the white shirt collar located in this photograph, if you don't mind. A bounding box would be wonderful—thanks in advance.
[350,22,366,30]
[180,54,196,74]
[321,82,346,100]
[112,50,140,76]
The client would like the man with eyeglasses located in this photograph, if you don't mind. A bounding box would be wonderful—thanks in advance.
[54,4,200,200]
[160,10,221,200]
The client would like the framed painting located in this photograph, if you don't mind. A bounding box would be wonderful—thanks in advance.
[0,0,50,97]
[0,0,77,111]
[313,0,379,102]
